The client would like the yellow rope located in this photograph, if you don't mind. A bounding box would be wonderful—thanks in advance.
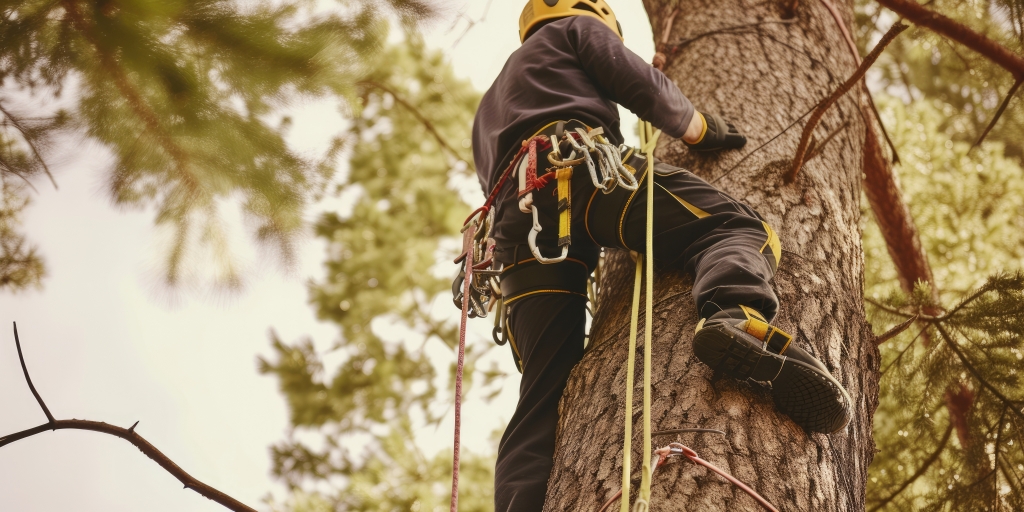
[621,120,661,512]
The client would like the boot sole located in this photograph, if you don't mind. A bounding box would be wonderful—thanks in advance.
[692,324,852,434]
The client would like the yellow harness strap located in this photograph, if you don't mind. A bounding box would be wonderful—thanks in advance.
[621,121,661,512]
[556,167,573,246]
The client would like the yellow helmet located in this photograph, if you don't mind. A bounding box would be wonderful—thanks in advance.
[518,0,623,43]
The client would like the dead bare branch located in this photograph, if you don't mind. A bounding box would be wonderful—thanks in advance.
[2,323,258,512]
[873,314,919,346]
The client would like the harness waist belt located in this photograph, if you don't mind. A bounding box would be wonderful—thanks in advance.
[500,259,589,305]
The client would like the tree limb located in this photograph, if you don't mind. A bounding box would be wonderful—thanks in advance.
[3,323,257,512]
[817,0,901,164]
[876,0,1024,80]
[357,80,474,171]
[788,22,908,182]
[862,120,936,301]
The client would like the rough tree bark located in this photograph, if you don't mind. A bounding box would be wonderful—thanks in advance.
[543,1,879,510]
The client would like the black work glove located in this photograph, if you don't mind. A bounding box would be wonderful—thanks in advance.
[684,112,747,151]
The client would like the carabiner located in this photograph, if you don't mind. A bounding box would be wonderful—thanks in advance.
[528,204,569,264]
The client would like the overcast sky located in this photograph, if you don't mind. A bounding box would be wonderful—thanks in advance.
[0,1,653,510]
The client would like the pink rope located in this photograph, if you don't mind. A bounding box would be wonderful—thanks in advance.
[450,225,474,512]
[596,443,778,512]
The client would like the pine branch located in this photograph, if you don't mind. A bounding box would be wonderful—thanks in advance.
[935,324,1024,423]
[0,101,57,190]
[61,0,199,196]
[876,0,1024,80]
[358,80,474,171]
[867,420,954,512]
[788,21,908,182]
[3,323,257,512]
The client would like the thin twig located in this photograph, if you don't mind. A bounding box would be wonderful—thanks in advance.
[817,0,901,163]
[880,325,927,375]
[788,22,907,182]
[663,19,796,55]
[358,80,474,171]
[711,102,818,184]
[13,322,54,423]
[971,79,1022,151]
[651,428,726,437]
[867,421,953,512]
[3,325,258,512]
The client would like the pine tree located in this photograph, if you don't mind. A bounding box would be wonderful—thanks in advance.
[0,0,431,291]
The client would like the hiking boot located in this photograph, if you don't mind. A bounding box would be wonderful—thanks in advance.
[692,307,852,434]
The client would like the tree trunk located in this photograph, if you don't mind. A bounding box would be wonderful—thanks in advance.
[544,1,879,510]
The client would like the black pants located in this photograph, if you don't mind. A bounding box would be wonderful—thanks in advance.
[491,134,779,511]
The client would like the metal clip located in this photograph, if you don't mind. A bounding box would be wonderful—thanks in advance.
[528,204,568,264]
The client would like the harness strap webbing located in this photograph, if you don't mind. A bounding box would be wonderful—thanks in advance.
[556,167,573,246]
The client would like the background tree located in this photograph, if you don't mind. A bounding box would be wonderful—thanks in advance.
[0,0,430,292]
[259,35,499,511]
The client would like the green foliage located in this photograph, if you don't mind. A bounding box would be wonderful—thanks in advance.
[862,97,1024,300]
[0,0,432,290]
[0,179,44,289]
[259,35,499,510]
[858,1,1024,508]
[867,274,1024,512]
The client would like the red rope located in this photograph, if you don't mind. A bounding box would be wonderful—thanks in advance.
[450,226,474,512]
[596,442,779,512]
[463,135,553,226]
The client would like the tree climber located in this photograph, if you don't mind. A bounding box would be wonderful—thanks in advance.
[469,1,853,509]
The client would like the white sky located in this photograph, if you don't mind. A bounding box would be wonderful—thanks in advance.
[0,1,653,510]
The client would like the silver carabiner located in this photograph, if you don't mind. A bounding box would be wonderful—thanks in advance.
[566,131,605,192]
[528,204,568,264]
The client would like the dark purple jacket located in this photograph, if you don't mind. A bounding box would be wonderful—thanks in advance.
[472,15,696,191]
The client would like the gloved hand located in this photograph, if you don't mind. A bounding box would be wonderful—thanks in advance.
[684,112,747,151]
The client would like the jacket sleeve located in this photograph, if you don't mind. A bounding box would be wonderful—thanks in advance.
[567,16,694,138]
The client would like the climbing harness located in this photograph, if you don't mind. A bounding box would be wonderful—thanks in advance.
[449,120,633,510]
[449,120,778,512]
